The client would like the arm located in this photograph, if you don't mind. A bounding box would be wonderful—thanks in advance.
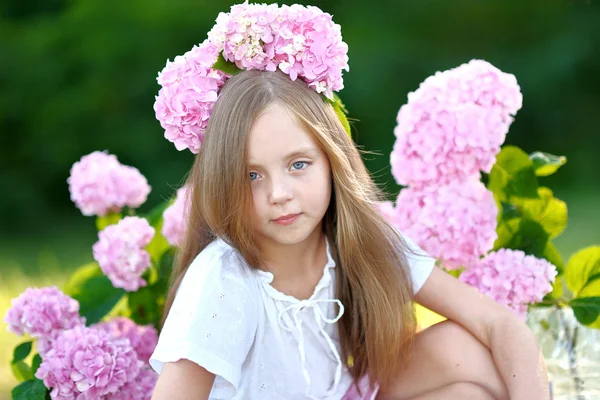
[414,268,550,400]
[152,359,216,400]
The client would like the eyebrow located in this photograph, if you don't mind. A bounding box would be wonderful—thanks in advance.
[248,147,318,167]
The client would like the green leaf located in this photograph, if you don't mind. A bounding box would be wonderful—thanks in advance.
[542,241,564,275]
[64,263,125,325]
[95,212,122,231]
[494,218,549,258]
[11,361,33,382]
[146,221,171,264]
[529,152,567,177]
[31,354,42,375]
[11,379,48,400]
[212,53,241,75]
[12,341,32,363]
[513,187,567,239]
[332,101,351,137]
[142,199,171,227]
[564,246,600,297]
[127,286,161,325]
[488,145,539,201]
[570,297,600,328]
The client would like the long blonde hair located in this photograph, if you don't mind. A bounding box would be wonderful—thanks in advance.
[162,70,416,390]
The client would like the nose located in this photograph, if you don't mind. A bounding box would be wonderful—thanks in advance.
[268,175,293,205]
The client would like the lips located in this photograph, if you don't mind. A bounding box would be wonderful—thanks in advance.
[272,213,301,225]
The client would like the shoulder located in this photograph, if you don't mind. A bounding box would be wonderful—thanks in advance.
[397,231,437,295]
[176,238,258,303]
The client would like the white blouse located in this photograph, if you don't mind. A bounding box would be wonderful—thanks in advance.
[150,235,435,399]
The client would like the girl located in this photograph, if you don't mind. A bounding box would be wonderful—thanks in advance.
[150,70,549,399]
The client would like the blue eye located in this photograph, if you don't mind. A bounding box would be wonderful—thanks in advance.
[249,172,259,181]
[291,161,308,170]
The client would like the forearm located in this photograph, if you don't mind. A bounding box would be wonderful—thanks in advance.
[489,314,550,400]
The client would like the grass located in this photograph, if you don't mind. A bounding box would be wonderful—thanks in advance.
[1,189,599,398]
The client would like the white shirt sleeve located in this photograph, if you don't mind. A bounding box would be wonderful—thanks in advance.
[149,244,258,397]
[401,233,436,295]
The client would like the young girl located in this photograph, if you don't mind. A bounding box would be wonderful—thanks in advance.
[149,69,549,399]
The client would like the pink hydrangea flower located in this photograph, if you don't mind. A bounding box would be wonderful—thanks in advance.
[460,249,558,320]
[154,40,229,154]
[4,286,85,356]
[390,59,522,187]
[161,186,191,247]
[157,3,349,153]
[382,180,498,269]
[68,151,151,216]
[108,366,158,400]
[94,317,158,363]
[92,216,155,292]
[35,325,140,399]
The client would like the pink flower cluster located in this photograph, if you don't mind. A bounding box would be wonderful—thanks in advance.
[94,317,158,363]
[390,59,522,187]
[4,286,85,356]
[35,325,141,399]
[382,181,498,269]
[161,186,191,247]
[155,2,349,153]
[68,151,151,216]
[154,40,229,153]
[93,216,155,292]
[459,249,558,319]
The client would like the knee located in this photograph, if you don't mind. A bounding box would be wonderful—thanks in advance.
[445,382,497,400]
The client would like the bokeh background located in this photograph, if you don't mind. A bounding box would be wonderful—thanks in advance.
[1,0,598,397]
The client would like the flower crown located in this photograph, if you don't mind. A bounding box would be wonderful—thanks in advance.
[154,2,351,154]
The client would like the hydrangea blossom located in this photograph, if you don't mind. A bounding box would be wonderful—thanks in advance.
[92,216,155,292]
[94,317,158,363]
[390,59,522,187]
[161,186,191,247]
[68,151,151,216]
[382,180,498,269]
[156,3,349,153]
[35,325,140,399]
[460,249,558,319]
[108,366,158,400]
[154,40,229,154]
[4,286,85,356]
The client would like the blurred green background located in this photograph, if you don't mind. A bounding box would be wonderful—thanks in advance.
[1,0,599,397]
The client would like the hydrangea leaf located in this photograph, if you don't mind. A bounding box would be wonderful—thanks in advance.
[212,53,242,75]
[512,187,568,239]
[95,212,122,231]
[529,152,567,177]
[494,217,549,258]
[64,263,125,325]
[564,246,600,297]
[11,361,33,382]
[12,341,32,364]
[570,297,600,328]
[11,379,47,400]
[488,145,539,201]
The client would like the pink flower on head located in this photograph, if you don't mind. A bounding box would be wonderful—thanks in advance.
[108,366,158,400]
[93,216,155,292]
[460,249,558,320]
[94,317,158,363]
[161,186,191,247]
[154,40,230,154]
[212,3,280,71]
[68,151,151,216]
[269,4,349,99]
[35,325,140,399]
[4,286,85,356]
[384,180,498,269]
[390,59,522,187]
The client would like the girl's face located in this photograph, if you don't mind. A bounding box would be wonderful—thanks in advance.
[247,102,332,249]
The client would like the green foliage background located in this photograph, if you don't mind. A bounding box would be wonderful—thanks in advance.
[1,0,599,397]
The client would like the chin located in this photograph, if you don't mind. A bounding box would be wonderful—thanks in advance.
[262,226,318,247]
